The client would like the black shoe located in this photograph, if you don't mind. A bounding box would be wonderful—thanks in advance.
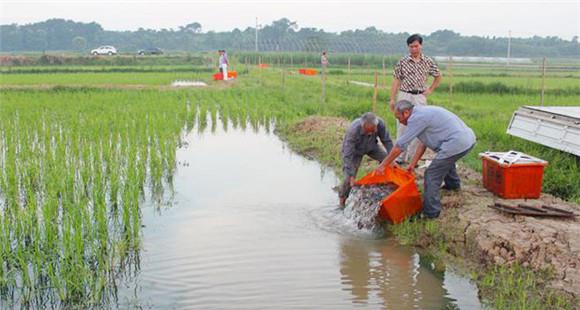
[441,184,461,191]
[424,213,440,219]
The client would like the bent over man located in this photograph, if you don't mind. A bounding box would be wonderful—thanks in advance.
[339,112,394,207]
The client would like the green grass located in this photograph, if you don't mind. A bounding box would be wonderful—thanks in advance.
[478,264,576,309]
[0,71,213,86]
[0,65,214,74]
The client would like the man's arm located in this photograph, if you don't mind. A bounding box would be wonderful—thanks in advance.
[423,75,441,96]
[375,115,427,175]
[389,78,401,112]
[407,142,427,173]
[423,60,442,96]
[375,145,403,174]
[390,61,403,111]
[377,121,394,153]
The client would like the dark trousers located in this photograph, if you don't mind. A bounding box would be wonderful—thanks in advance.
[422,146,473,218]
[339,147,387,199]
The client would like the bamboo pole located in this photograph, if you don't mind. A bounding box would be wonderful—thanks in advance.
[448,56,454,103]
[540,57,547,106]
[373,71,378,112]
[321,65,327,104]
[348,57,351,74]
[345,57,352,86]
[382,56,386,88]
[258,55,262,84]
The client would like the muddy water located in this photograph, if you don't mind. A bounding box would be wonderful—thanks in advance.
[115,119,481,309]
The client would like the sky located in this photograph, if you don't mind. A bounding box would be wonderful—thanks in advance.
[1,0,579,40]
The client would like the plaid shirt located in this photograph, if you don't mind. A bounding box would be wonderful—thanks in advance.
[393,54,440,92]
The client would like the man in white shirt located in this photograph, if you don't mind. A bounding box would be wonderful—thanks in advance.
[218,49,229,81]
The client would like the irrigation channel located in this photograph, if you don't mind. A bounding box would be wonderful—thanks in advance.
[108,114,481,309]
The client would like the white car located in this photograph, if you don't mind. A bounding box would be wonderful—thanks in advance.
[91,46,118,56]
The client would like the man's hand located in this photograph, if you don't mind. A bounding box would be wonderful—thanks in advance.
[422,88,433,96]
[349,176,355,187]
[374,164,386,175]
[406,165,415,174]
[389,99,396,112]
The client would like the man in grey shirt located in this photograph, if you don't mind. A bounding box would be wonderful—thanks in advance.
[375,100,476,218]
[340,112,394,207]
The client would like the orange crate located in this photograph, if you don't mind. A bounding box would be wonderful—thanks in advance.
[213,71,237,80]
[355,166,422,224]
[258,63,269,68]
[480,151,548,199]
[298,68,318,75]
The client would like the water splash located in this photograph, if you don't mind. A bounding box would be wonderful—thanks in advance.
[343,183,398,232]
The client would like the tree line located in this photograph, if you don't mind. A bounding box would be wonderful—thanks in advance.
[1,18,578,57]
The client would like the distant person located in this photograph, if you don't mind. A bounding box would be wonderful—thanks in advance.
[375,100,476,219]
[321,51,329,69]
[218,49,229,80]
[339,112,394,207]
[390,34,442,164]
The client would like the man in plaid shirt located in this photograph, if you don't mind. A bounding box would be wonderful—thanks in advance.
[389,34,442,164]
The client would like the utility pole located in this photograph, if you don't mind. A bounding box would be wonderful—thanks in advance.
[507,30,512,66]
[255,17,259,52]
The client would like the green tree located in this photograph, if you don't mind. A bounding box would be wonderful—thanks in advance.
[72,36,87,52]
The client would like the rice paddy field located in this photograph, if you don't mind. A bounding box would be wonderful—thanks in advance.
[0,54,579,308]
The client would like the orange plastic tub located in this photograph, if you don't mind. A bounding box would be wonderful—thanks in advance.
[213,71,237,80]
[480,151,548,199]
[298,68,318,75]
[258,64,269,68]
[355,166,422,224]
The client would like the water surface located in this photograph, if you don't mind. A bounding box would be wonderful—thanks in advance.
[116,118,481,309]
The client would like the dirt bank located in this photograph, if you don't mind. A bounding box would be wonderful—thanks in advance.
[279,116,580,300]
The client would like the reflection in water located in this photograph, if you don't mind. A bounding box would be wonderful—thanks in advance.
[339,238,455,309]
